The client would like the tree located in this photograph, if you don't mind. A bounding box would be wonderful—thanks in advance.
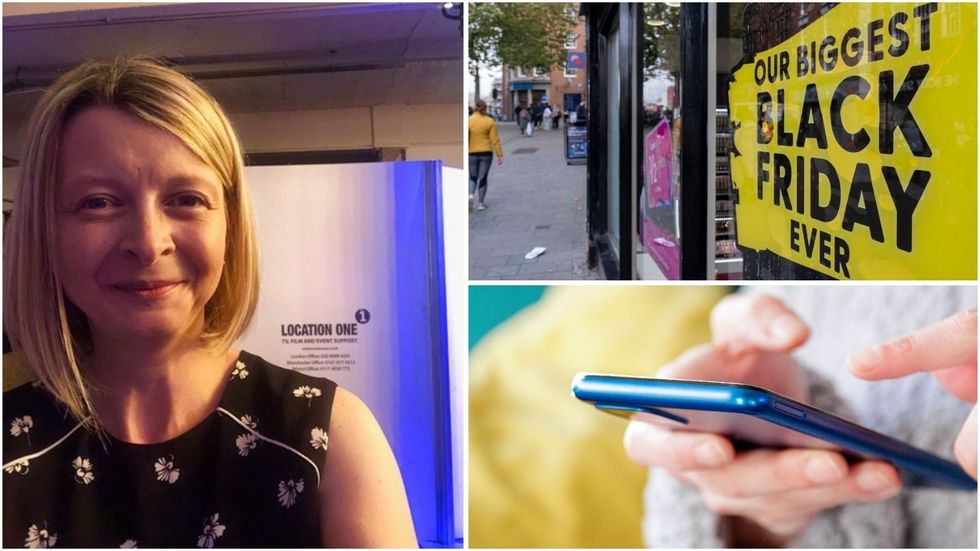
[469,3,578,102]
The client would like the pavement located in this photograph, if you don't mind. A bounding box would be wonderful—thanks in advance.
[468,121,599,280]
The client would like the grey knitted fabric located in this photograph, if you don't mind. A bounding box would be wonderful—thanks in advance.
[642,286,977,548]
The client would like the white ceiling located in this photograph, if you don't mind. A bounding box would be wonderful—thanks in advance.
[3,2,463,123]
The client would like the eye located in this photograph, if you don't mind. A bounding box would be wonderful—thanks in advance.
[78,196,115,210]
[170,194,209,208]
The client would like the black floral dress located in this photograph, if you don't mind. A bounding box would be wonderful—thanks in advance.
[3,351,337,548]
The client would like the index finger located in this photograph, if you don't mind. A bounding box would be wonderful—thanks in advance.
[848,309,977,379]
[710,294,811,355]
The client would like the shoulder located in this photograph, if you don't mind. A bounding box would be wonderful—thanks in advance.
[325,387,381,448]
[318,386,417,547]
[314,385,386,475]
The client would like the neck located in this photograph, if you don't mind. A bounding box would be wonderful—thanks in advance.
[86,332,239,444]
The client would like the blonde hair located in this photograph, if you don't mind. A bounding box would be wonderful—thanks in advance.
[3,58,260,430]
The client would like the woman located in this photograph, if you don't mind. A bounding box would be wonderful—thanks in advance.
[518,105,530,137]
[468,99,503,212]
[3,58,416,548]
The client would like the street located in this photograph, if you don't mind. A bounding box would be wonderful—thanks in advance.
[468,120,598,280]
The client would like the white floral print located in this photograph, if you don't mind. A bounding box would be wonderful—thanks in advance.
[25,524,57,548]
[292,385,322,407]
[277,478,305,508]
[120,539,138,548]
[10,416,33,446]
[72,456,94,485]
[235,433,259,457]
[230,360,248,380]
[239,414,258,429]
[4,459,29,475]
[196,513,226,548]
[309,427,329,450]
[154,455,180,484]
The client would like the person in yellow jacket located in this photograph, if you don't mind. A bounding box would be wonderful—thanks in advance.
[469,99,504,211]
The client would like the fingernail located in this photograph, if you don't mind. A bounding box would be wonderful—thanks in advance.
[694,441,729,467]
[804,455,845,484]
[624,420,653,447]
[857,469,893,493]
[770,314,804,343]
[848,347,881,374]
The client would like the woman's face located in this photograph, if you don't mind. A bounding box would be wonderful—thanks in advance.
[54,106,227,346]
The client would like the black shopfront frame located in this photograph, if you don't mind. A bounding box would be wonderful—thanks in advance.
[584,3,709,280]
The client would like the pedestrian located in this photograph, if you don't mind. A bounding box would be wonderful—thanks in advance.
[518,106,531,138]
[469,99,504,211]
[533,103,544,128]
[542,105,552,131]
[552,105,562,130]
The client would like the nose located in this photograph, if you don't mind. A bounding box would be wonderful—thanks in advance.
[120,205,175,266]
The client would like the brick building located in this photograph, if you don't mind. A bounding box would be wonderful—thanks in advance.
[499,8,587,121]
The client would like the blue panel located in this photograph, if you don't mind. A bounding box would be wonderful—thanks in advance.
[389,161,456,547]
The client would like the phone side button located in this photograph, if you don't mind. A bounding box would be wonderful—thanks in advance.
[774,401,806,418]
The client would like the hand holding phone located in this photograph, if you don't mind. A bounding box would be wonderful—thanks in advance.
[848,308,978,479]
[622,294,903,545]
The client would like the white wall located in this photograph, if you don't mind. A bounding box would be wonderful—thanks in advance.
[441,167,466,541]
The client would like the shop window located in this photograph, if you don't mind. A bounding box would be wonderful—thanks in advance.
[606,23,622,261]
[731,2,975,279]
[636,3,683,280]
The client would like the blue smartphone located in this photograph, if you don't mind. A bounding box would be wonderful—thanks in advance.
[572,373,977,491]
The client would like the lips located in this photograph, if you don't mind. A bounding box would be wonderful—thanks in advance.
[111,281,181,299]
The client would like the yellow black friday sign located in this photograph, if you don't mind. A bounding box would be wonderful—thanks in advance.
[728,2,976,279]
